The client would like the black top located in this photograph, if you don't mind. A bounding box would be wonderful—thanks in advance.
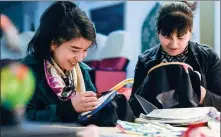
[130,41,221,116]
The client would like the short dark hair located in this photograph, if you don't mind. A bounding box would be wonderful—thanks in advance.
[156,1,197,37]
[27,1,96,60]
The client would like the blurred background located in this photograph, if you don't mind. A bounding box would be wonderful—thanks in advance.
[0,1,220,92]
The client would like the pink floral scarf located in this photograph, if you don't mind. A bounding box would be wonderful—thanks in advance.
[44,58,85,101]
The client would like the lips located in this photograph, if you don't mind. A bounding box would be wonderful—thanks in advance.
[69,61,76,66]
[169,48,178,50]
[168,48,179,53]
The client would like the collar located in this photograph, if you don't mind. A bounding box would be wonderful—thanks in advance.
[22,54,92,95]
[160,45,189,62]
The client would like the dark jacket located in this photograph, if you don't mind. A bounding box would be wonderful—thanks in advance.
[21,54,96,123]
[130,41,221,116]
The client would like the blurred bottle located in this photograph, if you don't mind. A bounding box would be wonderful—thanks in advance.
[1,63,35,125]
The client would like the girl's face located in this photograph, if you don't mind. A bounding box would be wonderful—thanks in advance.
[159,31,191,56]
[51,37,92,71]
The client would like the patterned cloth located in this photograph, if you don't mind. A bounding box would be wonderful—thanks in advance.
[44,57,85,101]
[117,120,186,137]
[161,46,189,63]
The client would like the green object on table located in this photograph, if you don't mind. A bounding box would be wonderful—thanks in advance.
[1,63,35,110]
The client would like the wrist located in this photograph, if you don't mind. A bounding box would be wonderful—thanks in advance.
[199,86,206,104]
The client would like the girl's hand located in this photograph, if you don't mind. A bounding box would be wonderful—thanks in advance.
[71,91,98,112]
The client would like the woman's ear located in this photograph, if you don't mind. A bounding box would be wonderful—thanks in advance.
[50,41,57,52]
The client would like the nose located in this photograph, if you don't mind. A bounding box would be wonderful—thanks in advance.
[75,53,84,62]
[170,39,178,49]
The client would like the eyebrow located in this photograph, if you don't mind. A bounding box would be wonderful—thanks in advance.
[70,45,90,50]
[178,35,187,38]
[70,46,82,49]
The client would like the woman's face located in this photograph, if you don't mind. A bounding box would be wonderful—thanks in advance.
[51,37,92,71]
[159,31,191,56]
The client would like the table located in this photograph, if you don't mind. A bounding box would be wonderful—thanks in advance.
[1,122,219,137]
[1,123,143,137]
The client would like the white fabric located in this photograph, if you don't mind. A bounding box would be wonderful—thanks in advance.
[100,30,133,60]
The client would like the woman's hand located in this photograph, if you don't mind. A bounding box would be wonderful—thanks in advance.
[71,91,98,113]
[199,86,207,105]
[76,125,100,137]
